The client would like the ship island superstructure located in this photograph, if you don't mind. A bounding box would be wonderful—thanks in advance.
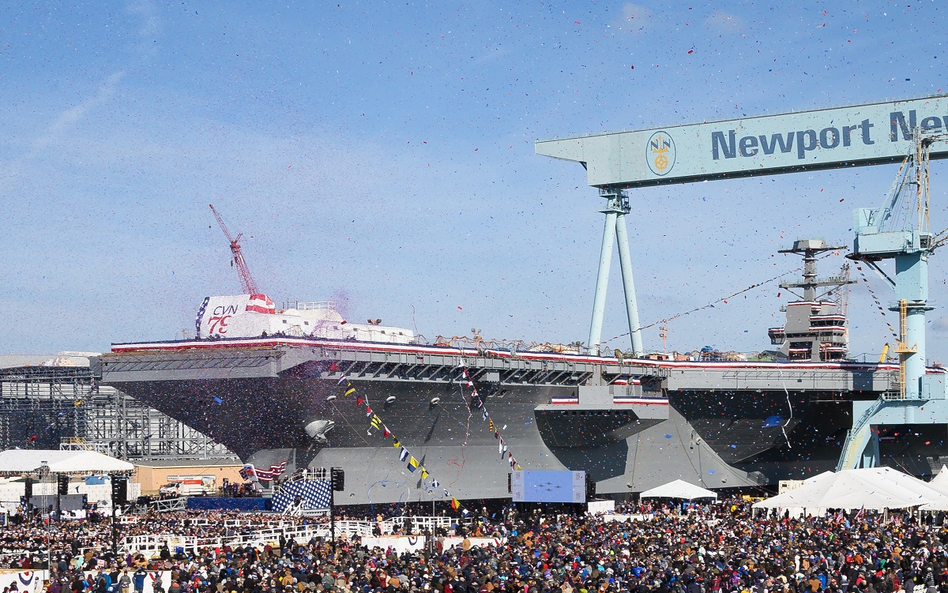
[767,239,854,362]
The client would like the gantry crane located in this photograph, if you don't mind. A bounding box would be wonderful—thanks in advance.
[209,204,259,295]
[837,131,948,470]
[848,133,948,399]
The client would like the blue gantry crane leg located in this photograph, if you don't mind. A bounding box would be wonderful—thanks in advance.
[587,189,643,357]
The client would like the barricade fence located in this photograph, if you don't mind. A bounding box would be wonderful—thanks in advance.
[118,515,471,555]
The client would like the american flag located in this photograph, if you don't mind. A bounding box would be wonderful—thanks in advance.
[195,297,209,336]
[272,480,331,512]
[241,461,288,482]
[245,294,275,314]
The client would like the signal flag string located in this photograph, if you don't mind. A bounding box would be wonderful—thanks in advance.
[600,260,811,348]
[854,264,900,341]
[461,368,523,473]
[333,375,475,515]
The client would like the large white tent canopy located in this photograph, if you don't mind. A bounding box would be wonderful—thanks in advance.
[918,466,948,510]
[640,479,718,500]
[927,465,948,496]
[753,467,943,513]
[0,449,133,475]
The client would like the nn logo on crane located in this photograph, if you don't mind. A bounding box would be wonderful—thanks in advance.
[646,131,676,176]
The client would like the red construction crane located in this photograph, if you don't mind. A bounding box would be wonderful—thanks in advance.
[209,204,259,295]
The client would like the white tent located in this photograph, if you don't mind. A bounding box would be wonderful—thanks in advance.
[0,449,134,475]
[928,465,948,495]
[640,479,718,500]
[918,466,948,510]
[753,466,943,513]
[919,496,948,511]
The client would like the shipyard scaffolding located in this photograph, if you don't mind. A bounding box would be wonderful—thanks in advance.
[0,361,237,461]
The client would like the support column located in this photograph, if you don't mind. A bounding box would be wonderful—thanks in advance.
[587,190,643,357]
[894,251,932,400]
[905,308,926,398]
[588,211,617,356]
[615,211,643,356]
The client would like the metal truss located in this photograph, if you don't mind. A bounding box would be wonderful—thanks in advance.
[0,365,237,462]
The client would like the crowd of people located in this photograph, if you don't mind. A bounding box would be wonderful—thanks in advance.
[2,500,948,593]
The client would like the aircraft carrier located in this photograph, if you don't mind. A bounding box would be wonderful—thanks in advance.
[95,250,948,506]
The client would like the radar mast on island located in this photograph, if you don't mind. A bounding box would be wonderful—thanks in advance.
[767,239,854,362]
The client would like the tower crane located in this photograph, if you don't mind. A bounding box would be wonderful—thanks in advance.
[209,204,259,295]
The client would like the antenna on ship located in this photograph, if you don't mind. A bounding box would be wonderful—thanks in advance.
[209,204,260,295]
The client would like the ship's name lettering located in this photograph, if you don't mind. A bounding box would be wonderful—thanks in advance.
[208,315,230,334]
[213,304,239,315]
[710,110,948,162]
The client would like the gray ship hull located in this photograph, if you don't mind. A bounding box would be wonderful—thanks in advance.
[98,336,942,505]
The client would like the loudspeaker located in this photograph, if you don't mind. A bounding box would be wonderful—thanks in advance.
[585,474,596,501]
[58,474,69,496]
[330,468,345,491]
[110,475,128,503]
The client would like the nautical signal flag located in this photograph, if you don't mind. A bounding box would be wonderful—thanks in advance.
[336,366,513,517]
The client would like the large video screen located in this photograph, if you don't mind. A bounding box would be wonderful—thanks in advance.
[511,470,586,503]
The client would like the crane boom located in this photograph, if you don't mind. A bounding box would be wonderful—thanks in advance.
[209,204,259,295]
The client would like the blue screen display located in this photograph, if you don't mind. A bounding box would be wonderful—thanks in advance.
[512,470,585,503]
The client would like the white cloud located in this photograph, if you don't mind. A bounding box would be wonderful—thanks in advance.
[126,0,161,38]
[0,71,125,193]
[706,10,743,33]
[30,72,124,155]
[616,4,652,31]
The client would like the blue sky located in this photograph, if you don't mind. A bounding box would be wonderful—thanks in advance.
[2,1,947,363]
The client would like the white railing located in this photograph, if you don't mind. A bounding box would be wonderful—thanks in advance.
[118,515,465,556]
[381,516,456,534]
[121,523,329,556]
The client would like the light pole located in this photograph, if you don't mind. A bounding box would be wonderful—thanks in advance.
[329,467,343,550]
[38,462,50,569]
